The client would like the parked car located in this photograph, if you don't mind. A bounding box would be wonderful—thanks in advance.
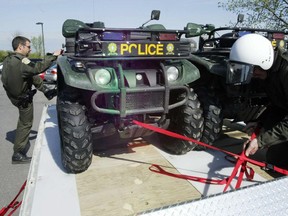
[39,71,45,80]
[39,62,57,83]
[43,63,57,83]
[0,62,3,74]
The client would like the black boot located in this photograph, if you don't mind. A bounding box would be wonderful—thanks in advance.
[12,152,32,164]
[43,86,57,100]
[21,142,31,155]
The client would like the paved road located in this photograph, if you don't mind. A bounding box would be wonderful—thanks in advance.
[0,76,56,215]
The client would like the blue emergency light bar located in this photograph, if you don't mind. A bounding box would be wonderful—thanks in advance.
[102,32,124,41]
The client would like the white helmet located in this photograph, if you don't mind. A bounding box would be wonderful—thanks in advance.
[229,33,274,70]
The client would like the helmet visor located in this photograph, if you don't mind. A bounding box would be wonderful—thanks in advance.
[226,61,254,84]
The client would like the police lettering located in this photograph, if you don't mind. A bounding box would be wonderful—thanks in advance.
[120,43,164,55]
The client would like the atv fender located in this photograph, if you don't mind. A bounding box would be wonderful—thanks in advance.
[57,56,100,90]
[179,59,201,85]
[189,54,227,77]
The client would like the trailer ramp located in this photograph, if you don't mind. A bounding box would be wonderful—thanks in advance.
[20,105,287,216]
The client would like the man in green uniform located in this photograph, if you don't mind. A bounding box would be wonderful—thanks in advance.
[228,33,288,168]
[1,36,62,164]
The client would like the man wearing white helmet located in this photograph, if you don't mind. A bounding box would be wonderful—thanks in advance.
[228,33,288,168]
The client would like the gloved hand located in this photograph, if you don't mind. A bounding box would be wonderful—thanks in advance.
[42,85,57,100]
[243,122,258,135]
[44,89,57,100]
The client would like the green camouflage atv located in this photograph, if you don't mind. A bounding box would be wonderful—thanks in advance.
[187,15,288,149]
[57,10,206,173]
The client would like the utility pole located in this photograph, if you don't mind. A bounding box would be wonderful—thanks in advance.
[36,22,45,59]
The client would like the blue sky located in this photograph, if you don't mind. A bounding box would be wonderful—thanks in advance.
[0,0,236,52]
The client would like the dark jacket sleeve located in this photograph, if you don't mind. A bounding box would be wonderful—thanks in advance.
[258,116,288,148]
[258,53,288,148]
[20,55,57,78]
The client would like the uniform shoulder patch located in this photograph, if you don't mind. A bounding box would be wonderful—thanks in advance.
[22,58,31,65]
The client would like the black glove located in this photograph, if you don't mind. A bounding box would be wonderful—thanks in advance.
[43,86,57,100]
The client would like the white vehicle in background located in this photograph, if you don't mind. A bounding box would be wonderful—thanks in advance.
[0,62,3,74]
[43,63,57,83]
[39,62,57,84]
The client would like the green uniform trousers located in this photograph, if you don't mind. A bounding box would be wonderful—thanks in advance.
[9,76,42,153]
[14,102,33,153]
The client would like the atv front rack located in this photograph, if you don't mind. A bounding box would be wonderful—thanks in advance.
[71,27,192,59]
[199,27,288,52]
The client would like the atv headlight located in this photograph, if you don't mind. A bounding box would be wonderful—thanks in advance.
[95,69,111,85]
[166,66,179,82]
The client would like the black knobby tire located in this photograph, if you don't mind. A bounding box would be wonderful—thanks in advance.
[195,87,223,150]
[163,89,204,155]
[57,94,93,173]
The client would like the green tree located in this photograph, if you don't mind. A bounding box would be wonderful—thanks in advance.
[0,51,8,62]
[218,0,288,30]
[31,35,43,57]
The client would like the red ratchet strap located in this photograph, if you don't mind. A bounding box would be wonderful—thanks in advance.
[133,120,288,192]
[0,181,26,216]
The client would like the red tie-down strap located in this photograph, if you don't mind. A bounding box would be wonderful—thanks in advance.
[133,120,288,192]
[0,180,26,216]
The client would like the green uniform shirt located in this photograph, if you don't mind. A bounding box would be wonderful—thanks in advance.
[1,52,56,101]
